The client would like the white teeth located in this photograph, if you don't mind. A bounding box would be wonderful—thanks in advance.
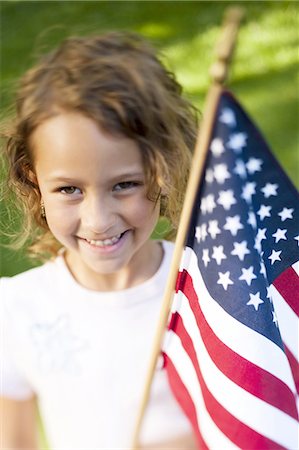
[86,233,122,247]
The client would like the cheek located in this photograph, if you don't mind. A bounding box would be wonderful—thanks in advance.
[44,201,78,237]
[125,195,160,228]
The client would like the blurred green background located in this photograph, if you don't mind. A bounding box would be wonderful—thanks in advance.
[1,0,299,278]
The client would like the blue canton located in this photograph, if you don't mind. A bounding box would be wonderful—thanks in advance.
[186,91,299,348]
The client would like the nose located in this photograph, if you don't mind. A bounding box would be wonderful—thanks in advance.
[81,193,116,235]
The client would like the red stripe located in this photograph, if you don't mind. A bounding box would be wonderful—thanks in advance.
[176,269,299,420]
[284,343,299,395]
[273,267,299,316]
[166,313,286,449]
[163,353,207,450]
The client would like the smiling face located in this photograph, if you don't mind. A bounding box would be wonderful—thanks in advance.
[31,112,162,291]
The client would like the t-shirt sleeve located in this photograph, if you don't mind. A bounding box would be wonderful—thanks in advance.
[0,277,34,399]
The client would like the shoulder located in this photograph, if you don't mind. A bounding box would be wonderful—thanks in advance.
[0,258,61,312]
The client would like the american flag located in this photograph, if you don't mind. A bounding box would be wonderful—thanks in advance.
[162,91,299,449]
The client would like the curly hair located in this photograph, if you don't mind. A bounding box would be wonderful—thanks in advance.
[2,31,198,260]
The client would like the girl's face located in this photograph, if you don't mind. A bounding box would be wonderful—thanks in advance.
[31,112,161,291]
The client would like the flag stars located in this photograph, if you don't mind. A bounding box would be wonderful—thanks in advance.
[195,224,208,243]
[231,241,250,261]
[260,261,267,278]
[241,182,256,204]
[200,194,216,215]
[272,310,278,326]
[247,211,257,229]
[224,215,243,236]
[272,228,287,243]
[213,164,231,184]
[257,204,272,220]
[255,228,267,252]
[247,292,264,311]
[246,157,263,174]
[234,159,247,179]
[217,190,236,211]
[278,207,294,221]
[208,220,221,239]
[210,138,225,157]
[239,266,257,286]
[212,245,227,265]
[219,108,236,127]
[202,249,210,267]
[261,183,278,198]
[217,271,234,290]
[227,132,247,153]
[205,168,214,184]
[268,250,282,265]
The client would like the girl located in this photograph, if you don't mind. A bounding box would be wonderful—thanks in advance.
[0,32,198,449]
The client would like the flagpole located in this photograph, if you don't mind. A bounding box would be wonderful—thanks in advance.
[131,7,244,449]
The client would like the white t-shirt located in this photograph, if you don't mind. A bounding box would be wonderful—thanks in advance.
[0,240,191,449]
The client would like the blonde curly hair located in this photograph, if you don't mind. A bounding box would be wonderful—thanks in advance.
[2,31,198,261]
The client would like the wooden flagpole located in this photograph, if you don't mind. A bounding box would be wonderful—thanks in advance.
[131,7,244,449]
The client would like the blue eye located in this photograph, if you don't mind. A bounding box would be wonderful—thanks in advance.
[59,186,81,195]
[113,181,140,191]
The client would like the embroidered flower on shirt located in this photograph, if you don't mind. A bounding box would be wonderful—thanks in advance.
[30,314,88,375]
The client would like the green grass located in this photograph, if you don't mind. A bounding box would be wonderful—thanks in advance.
[1,0,299,278]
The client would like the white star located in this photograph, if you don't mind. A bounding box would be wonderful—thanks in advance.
[227,132,247,153]
[278,207,294,221]
[295,235,299,246]
[205,168,214,184]
[247,292,264,311]
[260,261,267,277]
[208,220,221,239]
[231,241,250,261]
[254,228,267,252]
[247,211,257,229]
[200,197,208,215]
[272,310,278,326]
[233,159,247,179]
[261,183,278,198]
[213,164,231,184]
[217,271,234,290]
[246,158,263,174]
[239,266,257,286]
[224,215,244,236]
[241,182,256,204]
[212,245,227,265]
[272,228,287,243]
[195,226,202,243]
[217,190,236,211]
[219,108,236,127]
[202,249,210,267]
[196,224,208,243]
[206,194,217,214]
[201,194,216,215]
[256,228,267,241]
[268,250,282,265]
[257,204,272,220]
[210,138,225,157]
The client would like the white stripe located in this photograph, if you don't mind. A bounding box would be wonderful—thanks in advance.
[166,293,299,449]
[178,246,296,394]
[270,284,299,362]
[165,331,240,450]
[292,261,299,275]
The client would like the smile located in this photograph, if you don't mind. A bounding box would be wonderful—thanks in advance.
[84,233,122,247]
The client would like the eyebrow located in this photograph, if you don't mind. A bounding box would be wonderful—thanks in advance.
[45,172,145,183]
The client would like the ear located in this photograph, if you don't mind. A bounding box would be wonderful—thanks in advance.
[27,168,40,190]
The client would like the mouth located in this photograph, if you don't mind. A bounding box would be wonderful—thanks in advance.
[82,231,127,248]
